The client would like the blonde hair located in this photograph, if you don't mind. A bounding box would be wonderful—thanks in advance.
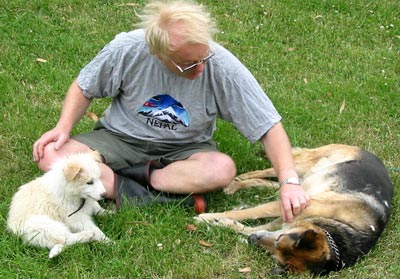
[136,0,218,59]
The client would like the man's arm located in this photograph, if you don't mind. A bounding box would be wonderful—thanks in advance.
[260,122,310,222]
[33,79,92,161]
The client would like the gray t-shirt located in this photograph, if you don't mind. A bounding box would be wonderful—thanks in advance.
[77,29,281,144]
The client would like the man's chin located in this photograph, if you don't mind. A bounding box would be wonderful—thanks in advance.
[185,73,202,80]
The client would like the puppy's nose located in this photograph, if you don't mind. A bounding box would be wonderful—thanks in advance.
[100,192,107,198]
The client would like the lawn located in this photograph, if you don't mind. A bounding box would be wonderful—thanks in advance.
[0,0,399,278]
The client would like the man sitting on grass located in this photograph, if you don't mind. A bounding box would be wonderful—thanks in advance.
[32,0,309,220]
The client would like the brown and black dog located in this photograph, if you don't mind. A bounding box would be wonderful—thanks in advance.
[196,144,393,275]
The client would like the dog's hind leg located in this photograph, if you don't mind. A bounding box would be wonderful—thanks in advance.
[48,230,96,258]
[236,169,277,180]
[49,244,65,258]
[224,168,279,194]
[224,178,278,194]
[202,217,283,236]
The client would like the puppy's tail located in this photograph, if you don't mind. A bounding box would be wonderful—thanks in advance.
[49,244,64,258]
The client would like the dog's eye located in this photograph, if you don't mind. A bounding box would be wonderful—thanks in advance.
[87,180,94,185]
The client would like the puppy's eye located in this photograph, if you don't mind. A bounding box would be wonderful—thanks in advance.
[87,180,94,185]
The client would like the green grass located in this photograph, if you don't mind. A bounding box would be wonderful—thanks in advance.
[1,0,399,278]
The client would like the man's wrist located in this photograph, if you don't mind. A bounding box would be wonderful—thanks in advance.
[279,177,300,187]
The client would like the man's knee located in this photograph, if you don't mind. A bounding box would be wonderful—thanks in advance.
[37,140,91,172]
[205,152,236,186]
[219,153,236,177]
[36,142,60,171]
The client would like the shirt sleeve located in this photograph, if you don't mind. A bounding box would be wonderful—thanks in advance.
[210,48,282,143]
[77,33,135,99]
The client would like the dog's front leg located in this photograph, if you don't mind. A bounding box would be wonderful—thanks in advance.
[67,216,111,243]
[83,221,112,243]
[82,200,112,216]
[196,201,281,222]
[200,218,282,236]
[92,201,115,216]
[200,218,254,235]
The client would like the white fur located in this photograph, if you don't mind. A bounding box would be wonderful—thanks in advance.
[7,152,111,258]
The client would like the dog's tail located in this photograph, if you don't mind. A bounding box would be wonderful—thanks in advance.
[49,244,64,258]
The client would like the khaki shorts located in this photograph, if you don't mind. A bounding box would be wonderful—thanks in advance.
[72,122,218,172]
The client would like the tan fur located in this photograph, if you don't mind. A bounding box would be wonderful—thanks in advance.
[64,163,82,183]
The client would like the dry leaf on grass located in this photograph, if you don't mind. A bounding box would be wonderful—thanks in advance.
[185,224,197,231]
[198,240,213,247]
[119,3,140,7]
[86,111,99,121]
[339,99,346,114]
[36,58,47,63]
[239,267,251,273]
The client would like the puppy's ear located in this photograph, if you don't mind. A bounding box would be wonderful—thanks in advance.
[89,150,103,163]
[64,163,82,182]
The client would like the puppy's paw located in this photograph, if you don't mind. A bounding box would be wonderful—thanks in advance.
[77,230,96,242]
[100,236,115,245]
[49,244,64,258]
[97,208,116,216]
[91,231,107,242]
[104,209,116,215]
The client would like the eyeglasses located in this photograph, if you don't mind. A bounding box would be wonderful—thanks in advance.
[170,51,215,73]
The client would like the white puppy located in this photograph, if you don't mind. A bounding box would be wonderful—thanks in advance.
[7,151,111,258]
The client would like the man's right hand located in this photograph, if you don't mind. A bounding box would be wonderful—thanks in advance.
[32,128,70,162]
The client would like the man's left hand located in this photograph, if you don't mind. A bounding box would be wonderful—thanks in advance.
[279,184,310,222]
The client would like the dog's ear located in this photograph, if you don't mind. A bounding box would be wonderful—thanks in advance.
[64,163,82,182]
[294,229,318,250]
[89,150,103,163]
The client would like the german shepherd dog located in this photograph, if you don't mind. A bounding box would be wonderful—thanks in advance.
[196,144,393,275]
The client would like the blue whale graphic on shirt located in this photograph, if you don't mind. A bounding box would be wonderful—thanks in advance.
[137,94,189,127]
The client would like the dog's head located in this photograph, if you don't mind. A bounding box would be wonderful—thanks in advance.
[61,151,106,201]
[248,221,332,275]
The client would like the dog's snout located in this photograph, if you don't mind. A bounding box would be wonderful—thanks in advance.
[100,192,107,198]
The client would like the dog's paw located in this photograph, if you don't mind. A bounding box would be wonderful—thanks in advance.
[195,215,247,232]
[194,214,214,224]
[100,236,115,245]
[194,213,225,225]
[97,205,117,215]
[104,208,116,215]
[91,231,107,242]
[72,230,97,243]
[215,218,246,231]
[49,244,64,259]
[223,178,242,195]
